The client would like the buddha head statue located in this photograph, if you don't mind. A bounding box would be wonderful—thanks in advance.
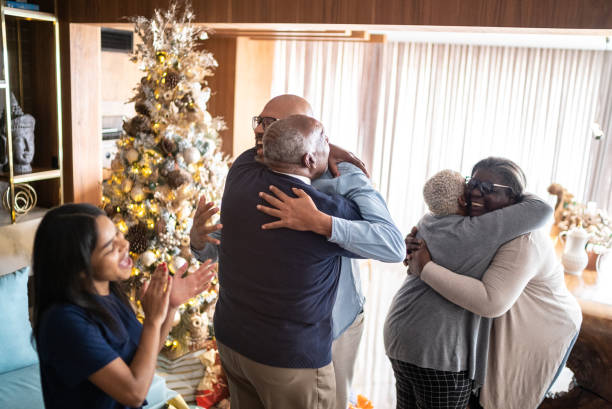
[0,93,35,174]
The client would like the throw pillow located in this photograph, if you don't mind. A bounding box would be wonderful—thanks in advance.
[0,267,38,374]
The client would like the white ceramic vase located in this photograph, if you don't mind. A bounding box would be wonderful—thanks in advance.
[560,227,590,275]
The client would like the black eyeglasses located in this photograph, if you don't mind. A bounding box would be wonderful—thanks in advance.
[252,116,278,131]
[466,177,513,195]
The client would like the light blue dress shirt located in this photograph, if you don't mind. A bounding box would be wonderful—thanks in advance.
[192,162,404,339]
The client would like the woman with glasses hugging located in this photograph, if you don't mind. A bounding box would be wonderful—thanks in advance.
[391,157,581,409]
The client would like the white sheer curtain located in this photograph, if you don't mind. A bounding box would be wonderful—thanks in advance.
[587,52,612,212]
[271,40,612,408]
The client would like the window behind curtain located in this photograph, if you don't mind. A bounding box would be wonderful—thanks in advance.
[272,40,612,229]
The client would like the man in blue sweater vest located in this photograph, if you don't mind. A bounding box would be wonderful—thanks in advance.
[214,115,364,408]
[191,95,404,408]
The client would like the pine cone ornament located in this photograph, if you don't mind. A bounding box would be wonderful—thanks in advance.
[161,137,178,155]
[167,169,192,188]
[104,204,116,217]
[123,115,151,136]
[126,223,149,254]
[165,70,180,89]
[135,101,151,117]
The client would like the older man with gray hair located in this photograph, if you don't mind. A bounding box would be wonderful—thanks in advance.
[213,114,363,409]
[262,115,329,172]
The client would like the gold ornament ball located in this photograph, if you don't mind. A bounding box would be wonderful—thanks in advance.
[125,148,139,164]
[111,157,124,171]
[122,178,134,193]
[156,51,167,64]
[131,185,145,202]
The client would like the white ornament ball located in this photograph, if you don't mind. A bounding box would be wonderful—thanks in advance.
[172,309,181,326]
[184,147,201,164]
[178,203,192,221]
[140,250,156,268]
[125,148,139,164]
[169,256,187,275]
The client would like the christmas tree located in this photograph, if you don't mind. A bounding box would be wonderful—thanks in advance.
[102,1,229,362]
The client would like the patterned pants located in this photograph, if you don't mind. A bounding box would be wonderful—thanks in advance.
[390,359,473,409]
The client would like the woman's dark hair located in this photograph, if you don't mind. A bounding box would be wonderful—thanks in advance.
[32,203,130,341]
[471,157,527,201]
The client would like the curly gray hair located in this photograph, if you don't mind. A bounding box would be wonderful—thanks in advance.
[423,169,465,216]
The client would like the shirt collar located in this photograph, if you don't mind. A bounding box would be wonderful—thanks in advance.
[271,170,311,185]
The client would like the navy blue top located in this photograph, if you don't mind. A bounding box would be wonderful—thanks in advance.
[214,148,363,368]
[37,293,144,409]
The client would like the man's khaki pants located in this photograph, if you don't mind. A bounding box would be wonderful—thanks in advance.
[331,311,365,409]
[217,341,336,409]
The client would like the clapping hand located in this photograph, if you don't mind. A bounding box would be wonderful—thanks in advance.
[140,263,172,326]
[169,259,217,309]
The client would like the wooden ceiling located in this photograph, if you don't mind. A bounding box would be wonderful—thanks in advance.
[58,0,612,30]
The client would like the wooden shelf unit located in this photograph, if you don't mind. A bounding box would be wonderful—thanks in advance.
[0,0,63,224]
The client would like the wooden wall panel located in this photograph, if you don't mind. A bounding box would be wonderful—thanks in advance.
[232,38,275,157]
[64,24,102,204]
[59,0,612,29]
[101,51,141,105]
[202,37,237,156]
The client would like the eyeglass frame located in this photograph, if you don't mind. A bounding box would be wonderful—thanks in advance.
[252,116,278,131]
[465,177,514,196]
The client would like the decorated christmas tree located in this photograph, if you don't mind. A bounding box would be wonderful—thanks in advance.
[102,0,229,386]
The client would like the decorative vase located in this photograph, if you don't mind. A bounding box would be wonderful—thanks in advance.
[560,227,591,275]
[597,249,612,274]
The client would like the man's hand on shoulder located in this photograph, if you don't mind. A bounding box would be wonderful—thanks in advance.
[190,196,223,250]
[256,185,333,237]
[328,143,369,178]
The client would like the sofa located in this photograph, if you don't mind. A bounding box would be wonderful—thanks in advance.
[0,266,178,409]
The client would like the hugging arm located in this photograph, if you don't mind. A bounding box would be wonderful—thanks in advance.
[328,143,370,178]
[406,194,551,274]
[257,163,404,262]
[420,235,538,318]
[464,194,553,245]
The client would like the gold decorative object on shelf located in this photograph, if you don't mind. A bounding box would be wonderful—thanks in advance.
[2,182,36,216]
